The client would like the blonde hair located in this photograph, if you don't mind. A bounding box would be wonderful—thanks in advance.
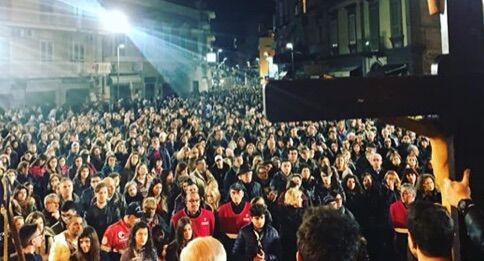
[284,187,303,207]
[180,236,226,261]
[204,186,221,211]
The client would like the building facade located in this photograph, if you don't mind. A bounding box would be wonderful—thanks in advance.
[273,0,442,77]
[0,0,215,108]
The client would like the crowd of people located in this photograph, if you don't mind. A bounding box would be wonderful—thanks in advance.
[0,86,455,261]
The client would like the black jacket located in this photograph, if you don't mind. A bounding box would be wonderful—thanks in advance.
[232,223,281,261]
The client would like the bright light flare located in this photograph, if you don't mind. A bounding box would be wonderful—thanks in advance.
[101,10,131,33]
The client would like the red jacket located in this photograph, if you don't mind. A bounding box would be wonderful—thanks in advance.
[171,208,215,237]
[389,200,408,229]
[217,202,251,234]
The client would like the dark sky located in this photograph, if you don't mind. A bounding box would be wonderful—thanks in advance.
[207,0,274,49]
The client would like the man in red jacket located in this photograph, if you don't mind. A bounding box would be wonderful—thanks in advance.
[217,182,252,258]
[171,191,215,238]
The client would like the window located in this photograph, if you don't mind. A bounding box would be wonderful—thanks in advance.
[39,0,54,13]
[40,40,53,62]
[72,43,84,62]
[390,0,403,47]
[347,5,357,53]
[0,38,10,61]
[329,13,339,55]
[369,1,380,51]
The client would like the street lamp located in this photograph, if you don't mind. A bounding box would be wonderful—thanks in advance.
[117,44,125,100]
[101,10,130,101]
[286,42,295,76]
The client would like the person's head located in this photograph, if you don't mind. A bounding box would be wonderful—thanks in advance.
[180,236,226,261]
[417,174,438,193]
[404,168,418,185]
[297,206,363,261]
[129,221,154,254]
[185,192,201,214]
[94,182,108,205]
[371,153,383,170]
[229,183,245,205]
[319,166,332,187]
[103,177,116,198]
[204,186,221,208]
[67,214,84,237]
[19,223,42,249]
[77,165,90,180]
[406,154,419,169]
[124,202,144,227]
[13,185,29,202]
[125,181,138,197]
[237,165,253,184]
[135,164,148,179]
[195,158,207,172]
[361,173,373,190]
[77,226,100,259]
[175,216,193,243]
[44,193,60,213]
[383,170,401,189]
[284,187,303,208]
[59,177,74,199]
[287,174,303,189]
[25,211,47,234]
[343,174,358,191]
[280,160,292,176]
[400,183,416,205]
[142,197,157,218]
[407,202,454,259]
[90,173,102,189]
[60,200,77,224]
[14,216,24,231]
[250,204,267,230]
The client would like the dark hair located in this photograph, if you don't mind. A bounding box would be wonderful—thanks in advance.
[174,216,193,244]
[407,201,454,258]
[76,226,100,261]
[249,204,267,217]
[297,206,362,261]
[127,221,157,260]
[60,200,77,212]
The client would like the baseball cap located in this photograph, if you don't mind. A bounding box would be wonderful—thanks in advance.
[125,202,144,218]
[214,155,223,162]
[323,195,336,205]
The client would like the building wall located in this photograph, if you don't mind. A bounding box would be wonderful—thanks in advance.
[274,0,442,76]
[0,0,215,108]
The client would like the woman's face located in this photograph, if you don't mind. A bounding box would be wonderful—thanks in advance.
[205,193,214,204]
[346,178,356,190]
[34,218,45,233]
[138,165,148,177]
[130,155,139,165]
[79,237,91,253]
[58,158,66,166]
[80,168,89,179]
[183,224,193,241]
[406,173,417,184]
[127,185,137,197]
[50,177,60,188]
[152,183,162,196]
[17,189,27,202]
[407,156,417,167]
[49,159,58,169]
[135,228,149,247]
[422,177,435,192]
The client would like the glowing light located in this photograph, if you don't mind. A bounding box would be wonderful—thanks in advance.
[101,10,131,33]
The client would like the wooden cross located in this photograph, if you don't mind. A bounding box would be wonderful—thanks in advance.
[263,1,483,260]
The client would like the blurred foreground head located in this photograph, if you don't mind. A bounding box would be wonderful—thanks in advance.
[180,236,226,261]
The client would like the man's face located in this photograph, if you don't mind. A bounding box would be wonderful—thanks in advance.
[371,155,382,170]
[281,162,291,176]
[251,215,265,230]
[186,193,201,213]
[229,189,244,205]
[239,171,253,184]
[96,187,108,204]
[61,208,76,224]
[60,181,73,198]
[68,217,83,237]
[288,150,298,162]
[91,177,101,189]
[196,160,206,172]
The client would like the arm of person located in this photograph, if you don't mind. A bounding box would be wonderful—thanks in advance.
[444,169,484,253]
[231,231,246,260]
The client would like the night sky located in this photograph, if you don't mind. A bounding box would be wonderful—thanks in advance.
[207,0,274,50]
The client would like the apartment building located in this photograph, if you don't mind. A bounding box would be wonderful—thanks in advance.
[0,0,215,108]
